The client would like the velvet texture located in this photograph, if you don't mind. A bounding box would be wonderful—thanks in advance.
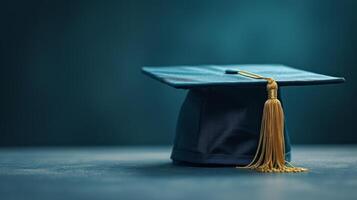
[171,86,291,165]
[142,65,344,165]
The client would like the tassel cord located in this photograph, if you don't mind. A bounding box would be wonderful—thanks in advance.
[236,71,308,173]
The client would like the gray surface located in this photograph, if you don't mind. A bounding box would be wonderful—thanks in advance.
[0,146,356,200]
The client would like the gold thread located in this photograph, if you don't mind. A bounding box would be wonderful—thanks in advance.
[235,70,308,173]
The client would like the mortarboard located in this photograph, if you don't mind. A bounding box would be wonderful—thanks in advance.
[142,64,345,173]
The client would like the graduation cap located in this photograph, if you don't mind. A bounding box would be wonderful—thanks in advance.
[142,64,345,173]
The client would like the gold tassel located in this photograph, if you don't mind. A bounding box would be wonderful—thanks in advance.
[236,71,308,173]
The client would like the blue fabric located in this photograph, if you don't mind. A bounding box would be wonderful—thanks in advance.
[142,64,344,88]
[142,64,344,165]
[170,87,290,165]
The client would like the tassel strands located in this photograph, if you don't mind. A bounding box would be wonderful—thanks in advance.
[236,71,308,173]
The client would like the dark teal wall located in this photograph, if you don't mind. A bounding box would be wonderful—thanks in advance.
[1,0,356,146]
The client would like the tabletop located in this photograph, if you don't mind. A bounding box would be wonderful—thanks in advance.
[0,146,356,200]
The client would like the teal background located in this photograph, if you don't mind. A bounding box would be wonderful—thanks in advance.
[1,0,356,146]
